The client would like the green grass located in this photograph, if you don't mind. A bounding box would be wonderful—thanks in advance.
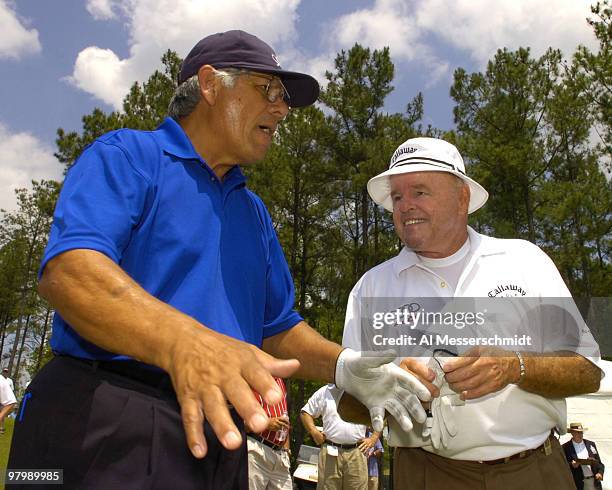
[0,417,14,490]
[0,418,14,468]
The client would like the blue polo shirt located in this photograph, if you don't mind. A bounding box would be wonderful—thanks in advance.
[42,117,302,360]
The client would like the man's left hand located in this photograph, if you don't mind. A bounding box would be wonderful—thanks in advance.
[595,473,603,481]
[442,346,519,400]
[358,434,378,454]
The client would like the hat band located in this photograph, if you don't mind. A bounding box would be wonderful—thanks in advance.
[391,156,466,175]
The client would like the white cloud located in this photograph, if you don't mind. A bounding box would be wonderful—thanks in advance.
[0,123,62,212]
[324,0,451,89]
[415,0,598,64]
[330,0,422,61]
[68,0,600,110]
[0,0,41,59]
[325,0,598,89]
[71,0,302,109]
[86,0,119,20]
[67,46,132,109]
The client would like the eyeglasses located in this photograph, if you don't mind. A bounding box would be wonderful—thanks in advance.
[245,73,291,106]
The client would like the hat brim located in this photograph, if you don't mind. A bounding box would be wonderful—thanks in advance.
[568,427,587,431]
[367,164,489,214]
[212,62,319,107]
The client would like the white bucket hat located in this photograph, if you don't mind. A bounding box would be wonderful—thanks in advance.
[367,137,489,214]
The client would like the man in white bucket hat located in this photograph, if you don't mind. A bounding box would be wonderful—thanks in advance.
[367,137,488,215]
[340,137,603,489]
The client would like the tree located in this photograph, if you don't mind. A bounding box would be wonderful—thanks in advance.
[451,47,564,242]
[543,43,612,297]
[320,44,423,286]
[451,42,611,297]
[574,1,612,155]
[0,180,60,390]
[55,50,182,170]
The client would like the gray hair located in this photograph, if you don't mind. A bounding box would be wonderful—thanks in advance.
[168,68,244,120]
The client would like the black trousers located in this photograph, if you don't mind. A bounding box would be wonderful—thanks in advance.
[7,356,248,489]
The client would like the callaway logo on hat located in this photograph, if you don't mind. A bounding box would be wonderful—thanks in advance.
[367,137,489,214]
[179,30,319,108]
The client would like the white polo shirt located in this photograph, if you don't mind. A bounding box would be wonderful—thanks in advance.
[342,227,601,460]
[0,376,16,406]
[302,385,367,445]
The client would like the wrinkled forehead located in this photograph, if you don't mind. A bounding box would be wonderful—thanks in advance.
[389,170,462,189]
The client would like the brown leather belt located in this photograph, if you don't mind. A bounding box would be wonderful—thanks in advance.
[326,442,358,450]
[479,434,553,465]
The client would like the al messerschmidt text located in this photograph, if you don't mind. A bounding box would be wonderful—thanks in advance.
[372,334,533,347]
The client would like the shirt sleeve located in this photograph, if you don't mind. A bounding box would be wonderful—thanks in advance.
[0,380,16,406]
[524,243,602,369]
[40,140,150,274]
[254,198,303,337]
[301,386,325,417]
[342,282,363,350]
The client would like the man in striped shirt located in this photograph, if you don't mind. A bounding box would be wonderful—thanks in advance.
[248,378,292,489]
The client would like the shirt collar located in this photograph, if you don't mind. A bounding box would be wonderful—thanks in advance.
[156,117,246,186]
[156,117,201,160]
[392,226,506,277]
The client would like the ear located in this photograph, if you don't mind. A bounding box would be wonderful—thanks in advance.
[197,65,218,106]
[458,183,470,215]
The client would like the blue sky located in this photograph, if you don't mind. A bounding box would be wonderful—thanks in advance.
[0,0,599,211]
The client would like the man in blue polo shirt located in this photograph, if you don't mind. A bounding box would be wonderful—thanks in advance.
[8,31,432,489]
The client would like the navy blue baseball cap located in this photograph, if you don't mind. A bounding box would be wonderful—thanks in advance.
[179,30,320,107]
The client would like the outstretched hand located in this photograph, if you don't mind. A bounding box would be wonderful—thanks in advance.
[167,326,299,458]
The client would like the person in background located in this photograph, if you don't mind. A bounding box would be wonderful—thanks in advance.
[301,384,374,490]
[0,374,16,435]
[563,422,605,490]
[2,368,14,392]
[363,429,383,490]
[248,377,292,489]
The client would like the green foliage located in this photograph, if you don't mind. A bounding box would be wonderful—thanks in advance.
[0,181,60,393]
[319,44,422,285]
[574,1,612,154]
[451,47,563,241]
[451,44,611,297]
[55,50,182,171]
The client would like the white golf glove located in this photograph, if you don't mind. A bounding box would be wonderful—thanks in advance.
[335,349,432,432]
[422,357,464,449]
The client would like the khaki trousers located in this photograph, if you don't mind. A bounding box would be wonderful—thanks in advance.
[393,437,575,490]
[317,444,368,490]
[247,437,292,490]
[368,476,379,490]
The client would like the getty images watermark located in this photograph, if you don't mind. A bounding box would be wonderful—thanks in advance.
[357,297,609,358]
